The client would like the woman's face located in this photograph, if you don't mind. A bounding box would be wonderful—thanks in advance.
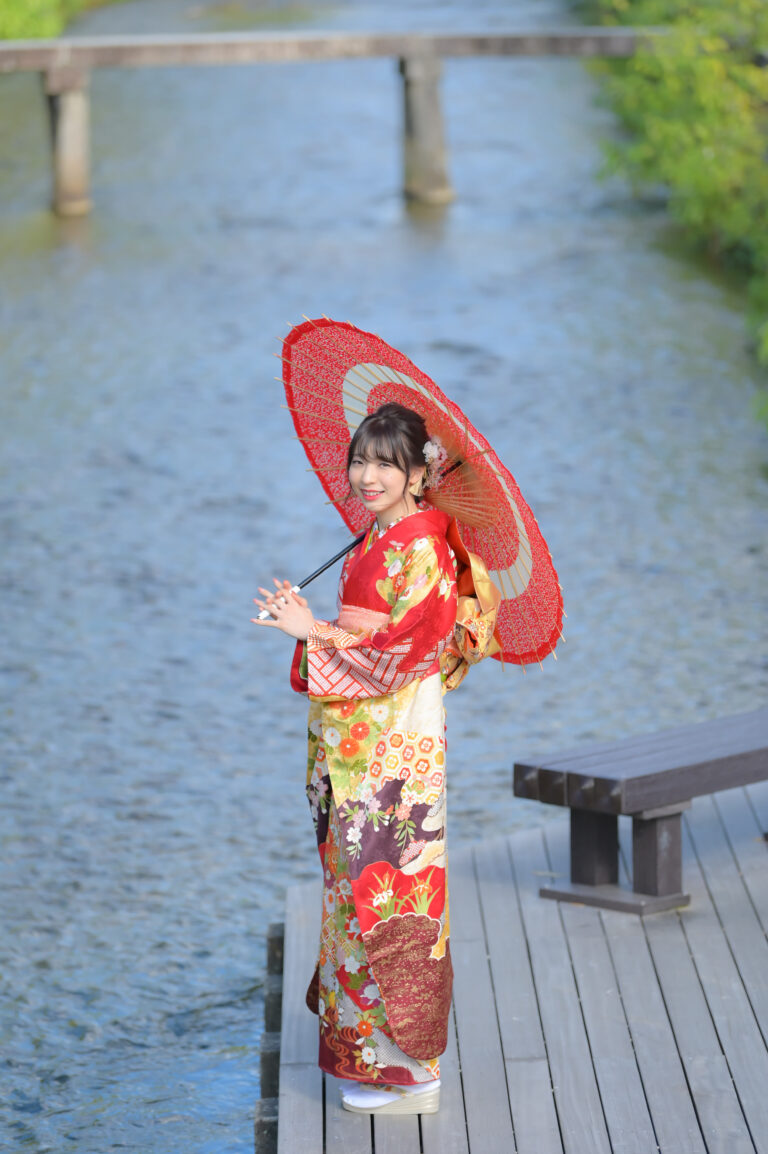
[348,453,423,528]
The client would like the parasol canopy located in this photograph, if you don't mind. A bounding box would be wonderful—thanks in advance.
[281,316,563,667]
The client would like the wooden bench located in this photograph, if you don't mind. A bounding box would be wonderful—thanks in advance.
[513,707,768,913]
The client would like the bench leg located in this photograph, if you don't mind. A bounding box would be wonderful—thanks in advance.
[571,809,618,886]
[540,804,691,915]
[632,811,683,897]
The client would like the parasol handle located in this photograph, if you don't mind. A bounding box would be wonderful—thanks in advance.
[254,532,366,621]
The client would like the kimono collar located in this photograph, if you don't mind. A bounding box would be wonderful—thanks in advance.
[365,506,452,550]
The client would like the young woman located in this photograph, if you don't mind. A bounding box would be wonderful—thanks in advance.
[253,402,500,1116]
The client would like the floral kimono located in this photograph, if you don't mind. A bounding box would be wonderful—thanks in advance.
[290,507,500,1086]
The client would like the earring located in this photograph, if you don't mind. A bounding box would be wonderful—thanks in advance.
[409,471,426,498]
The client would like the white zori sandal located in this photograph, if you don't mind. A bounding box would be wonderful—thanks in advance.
[340,1078,440,1115]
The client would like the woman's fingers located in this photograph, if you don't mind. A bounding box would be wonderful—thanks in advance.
[257,585,283,601]
[255,580,292,609]
[252,578,312,639]
[253,596,282,617]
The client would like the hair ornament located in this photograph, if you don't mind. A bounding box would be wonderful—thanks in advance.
[423,437,449,490]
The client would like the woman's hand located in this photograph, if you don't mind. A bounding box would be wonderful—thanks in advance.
[251,578,315,641]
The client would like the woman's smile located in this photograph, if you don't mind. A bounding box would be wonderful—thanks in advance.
[348,454,422,529]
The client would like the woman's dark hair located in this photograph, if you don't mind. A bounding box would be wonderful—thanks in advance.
[346,402,428,476]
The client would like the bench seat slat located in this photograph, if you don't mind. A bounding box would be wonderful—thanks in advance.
[548,725,767,776]
[515,708,768,815]
[524,709,767,773]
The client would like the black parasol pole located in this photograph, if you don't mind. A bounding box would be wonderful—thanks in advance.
[255,532,366,620]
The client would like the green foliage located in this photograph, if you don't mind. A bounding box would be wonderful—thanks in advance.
[0,0,65,38]
[0,0,121,39]
[579,0,768,415]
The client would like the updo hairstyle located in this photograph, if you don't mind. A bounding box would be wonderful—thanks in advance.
[346,403,429,487]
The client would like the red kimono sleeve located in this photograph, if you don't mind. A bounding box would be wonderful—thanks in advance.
[299,536,457,701]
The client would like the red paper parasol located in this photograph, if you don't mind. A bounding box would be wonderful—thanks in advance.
[281,317,563,667]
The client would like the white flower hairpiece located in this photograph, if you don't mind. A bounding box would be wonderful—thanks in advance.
[423,437,449,490]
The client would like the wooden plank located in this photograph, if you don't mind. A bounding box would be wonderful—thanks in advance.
[746,779,768,832]
[677,816,768,1153]
[0,28,660,74]
[641,913,756,1153]
[541,879,689,914]
[686,794,768,1042]
[473,837,547,1061]
[324,1075,372,1154]
[544,823,658,1154]
[475,835,562,1150]
[683,1055,760,1154]
[600,906,706,1154]
[372,1113,421,1154]
[276,1063,323,1154]
[536,740,768,814]
[714,787,768,934]
[622,743,768,812]
[280,881,321,1066]
[516,709,768,813]
[517,709,768,774]
[615,821,756,1153]
[421,1004,469,1154]
[449,846,516,1151]
[506,1059,563,1154]
[509,827,612,1154]
[277,882,323,1153]
[450,845,490,944]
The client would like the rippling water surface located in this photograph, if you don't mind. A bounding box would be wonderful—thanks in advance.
[1,0,766,1149]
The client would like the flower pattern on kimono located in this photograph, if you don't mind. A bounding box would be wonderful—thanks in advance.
[324,726,342,748]
[372,886,394,909]
[375,536,449,625]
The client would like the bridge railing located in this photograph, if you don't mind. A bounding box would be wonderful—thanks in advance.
[0,28,661,216]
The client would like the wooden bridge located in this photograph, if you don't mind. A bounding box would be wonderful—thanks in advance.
[0,27,661,216]
[259,778,768,1153]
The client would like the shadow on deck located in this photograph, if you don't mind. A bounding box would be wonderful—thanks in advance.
[261,781,768,1153]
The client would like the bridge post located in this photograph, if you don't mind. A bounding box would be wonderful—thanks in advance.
[398,56,454,205]
[43,68,92,217]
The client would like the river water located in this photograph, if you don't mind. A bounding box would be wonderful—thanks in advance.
[1,1,766,1150]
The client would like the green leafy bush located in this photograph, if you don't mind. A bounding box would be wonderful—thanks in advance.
[0,0,65,38]
[579,0,768,409]
[0,0,120,39]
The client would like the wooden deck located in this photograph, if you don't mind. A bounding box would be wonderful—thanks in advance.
[270,781,768,1153]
